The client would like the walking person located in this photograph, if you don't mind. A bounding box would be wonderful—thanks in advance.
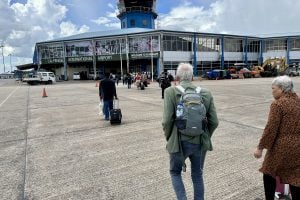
[127,73,132,89]
[254,75,300,200]
[99,73,118,121]
[116,74,120,86]
[162,63,219,200]
[98,80,104,115]
[160,70,171,99]
[123,73,127,85]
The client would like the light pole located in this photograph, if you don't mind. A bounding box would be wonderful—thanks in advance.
[9,54,12,72]
[0,45,5,73]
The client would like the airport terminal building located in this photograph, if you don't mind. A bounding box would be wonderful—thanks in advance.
[28,0,300,80]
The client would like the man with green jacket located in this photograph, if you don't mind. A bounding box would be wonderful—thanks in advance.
[162,63,219,200]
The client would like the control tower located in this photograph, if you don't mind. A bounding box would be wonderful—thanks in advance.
[117,0,158,29]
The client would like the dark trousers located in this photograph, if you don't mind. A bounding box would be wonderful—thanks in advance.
[128,81,131,89]
[161,87,165,98]
[263,174,300,200]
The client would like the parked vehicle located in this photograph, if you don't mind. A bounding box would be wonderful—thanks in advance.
[287,66,300,76]
[22,72,56,85]
[229,63,251,78]
[73,72,80,80]
[250,66,264,78]
[260,57,288,77]
[206,69,230,80]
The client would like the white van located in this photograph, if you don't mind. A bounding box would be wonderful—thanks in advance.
[23,71,56,85]
[73,72,80,80]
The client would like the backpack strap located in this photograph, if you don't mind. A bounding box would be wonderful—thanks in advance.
[176,85,185,93]
[177,85,202,94]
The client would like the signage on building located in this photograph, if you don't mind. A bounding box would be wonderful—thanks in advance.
[41,58,64,64]
[67,56,93,62]
[97,54,126,61]
[129,52,160,59]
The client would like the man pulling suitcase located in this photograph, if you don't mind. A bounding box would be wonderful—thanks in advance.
[99,73,118,121]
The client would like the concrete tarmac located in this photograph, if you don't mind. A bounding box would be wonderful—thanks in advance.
[1,77,299,200]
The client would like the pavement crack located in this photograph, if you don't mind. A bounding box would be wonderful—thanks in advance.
[219,118,264,131]
[217,101,270,111]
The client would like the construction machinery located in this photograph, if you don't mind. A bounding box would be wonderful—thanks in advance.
[260,57,288,77]
[229,63,251,78]
[250,66,264,78]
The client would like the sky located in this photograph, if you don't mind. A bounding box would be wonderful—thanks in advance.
[1,0,300,73]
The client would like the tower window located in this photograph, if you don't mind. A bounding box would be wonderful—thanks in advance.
[130,19,136,27]
[142,20,147,27]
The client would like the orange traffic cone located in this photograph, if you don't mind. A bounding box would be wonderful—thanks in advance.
[95,81,99,87]
[42,88,48,98]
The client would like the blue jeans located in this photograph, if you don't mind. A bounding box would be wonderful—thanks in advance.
[103,100,113,120]
[169,141,206,200]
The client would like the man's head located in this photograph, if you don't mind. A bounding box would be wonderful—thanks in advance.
[176,63,193,81]
[105,73,110,78]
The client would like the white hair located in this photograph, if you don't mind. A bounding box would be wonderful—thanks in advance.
[176,63,193,81]
[272,75,294,92]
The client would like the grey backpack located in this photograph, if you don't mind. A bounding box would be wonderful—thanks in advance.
[175,85,207,136]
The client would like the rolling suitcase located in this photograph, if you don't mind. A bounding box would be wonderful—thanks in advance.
[110,99,122,125]
[275,176,290,199]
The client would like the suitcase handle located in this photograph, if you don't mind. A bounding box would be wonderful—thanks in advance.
[113,99,119,109]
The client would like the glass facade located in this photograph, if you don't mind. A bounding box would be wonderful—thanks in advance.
[128,35,159,53]
[66,41,94,57]
[40,43,64,59]
[163,34,192,51]
[196,36,220,52]
[290,38,300,50]
[265,39,286,51]
[36,31,300,76]
[247,40,260,52]
[224,38,243,52]
[95,38,126,55]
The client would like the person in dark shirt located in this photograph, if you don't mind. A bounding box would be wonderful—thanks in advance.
[99,73,118,120]
[127,73,132,89]
[159,71,172,99]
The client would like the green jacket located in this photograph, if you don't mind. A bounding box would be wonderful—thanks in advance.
[162,81,219,153]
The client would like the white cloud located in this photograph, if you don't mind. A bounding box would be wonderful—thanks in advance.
[2,0,300,73]
[159,0,300,36]
[0,0,90,68]
[108,3,114,9]
[91,17,111,25]
[91,3,119,28]
[60,21,89,37]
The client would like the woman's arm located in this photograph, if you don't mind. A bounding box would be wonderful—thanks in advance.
[258,102,282,150]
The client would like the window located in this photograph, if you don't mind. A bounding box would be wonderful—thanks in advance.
[197,37,220,52]
[130,19,135,27]
[247,40,260,52]
[95,39,125,55]
[163,34,192,51]
[290,38,300,50]
[224,38,243,52]
[142,19,147,27]
[39,44,64,59]
[129,36,160,53]
[265,39,286,51]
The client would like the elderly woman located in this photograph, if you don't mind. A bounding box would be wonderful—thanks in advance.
[254,76,300,200]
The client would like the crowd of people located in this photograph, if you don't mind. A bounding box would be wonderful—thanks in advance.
[98,64,299,200]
